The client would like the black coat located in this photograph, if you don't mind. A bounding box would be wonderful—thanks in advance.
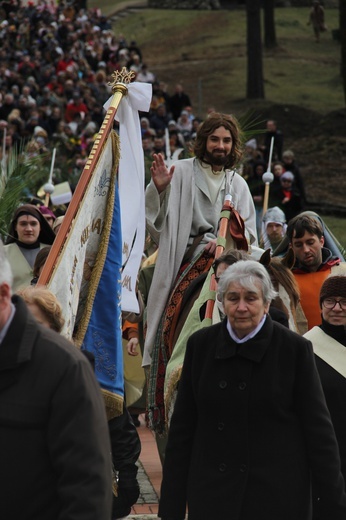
[159,317,346,520]
[0,296,113,520]
[312,320,346,520]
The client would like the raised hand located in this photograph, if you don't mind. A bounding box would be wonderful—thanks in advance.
[150,153,175,194]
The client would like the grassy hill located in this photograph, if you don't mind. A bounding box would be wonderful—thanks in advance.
[93,4,344,114]
[90,2,346,247]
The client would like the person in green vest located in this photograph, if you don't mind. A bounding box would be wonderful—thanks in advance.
[4,204,55,291]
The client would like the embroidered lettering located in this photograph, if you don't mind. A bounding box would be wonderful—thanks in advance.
[122,275,132,292]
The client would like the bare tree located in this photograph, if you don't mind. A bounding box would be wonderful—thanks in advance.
[246,0,265,99]
[263,0,277,49]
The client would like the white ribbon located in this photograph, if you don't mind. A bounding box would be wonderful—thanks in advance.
[104,82,152,312]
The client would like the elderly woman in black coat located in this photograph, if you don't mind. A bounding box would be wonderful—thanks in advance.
[158,260,346,520]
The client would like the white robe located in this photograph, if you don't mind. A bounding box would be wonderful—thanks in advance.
[143,157,257,366]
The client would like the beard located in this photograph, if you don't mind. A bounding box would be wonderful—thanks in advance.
[203,149,230,167]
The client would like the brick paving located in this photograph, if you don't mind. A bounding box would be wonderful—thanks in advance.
[127,414,161,519]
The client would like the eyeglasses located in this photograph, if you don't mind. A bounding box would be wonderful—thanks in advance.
[322,298,346,310]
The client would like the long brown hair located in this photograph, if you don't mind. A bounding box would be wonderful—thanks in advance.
[193,112,243,169]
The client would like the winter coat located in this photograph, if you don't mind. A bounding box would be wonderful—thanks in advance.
[304,320,346,519]
[159,316,346,520]
[0,296,112,520]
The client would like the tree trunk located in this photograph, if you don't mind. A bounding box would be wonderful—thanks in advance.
[246,0,265,99]
[340,0,346,105]
[263,0,277,49]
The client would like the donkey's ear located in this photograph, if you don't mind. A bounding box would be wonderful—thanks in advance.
[259,248,271,267]
[281,247,295,270]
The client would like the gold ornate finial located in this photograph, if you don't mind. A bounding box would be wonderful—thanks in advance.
[108,67,136,92]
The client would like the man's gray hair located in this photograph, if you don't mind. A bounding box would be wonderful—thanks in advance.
[217,260,277,305]
[0,240,13,289]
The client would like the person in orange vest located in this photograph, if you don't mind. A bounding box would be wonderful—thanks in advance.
[287,214,346,330]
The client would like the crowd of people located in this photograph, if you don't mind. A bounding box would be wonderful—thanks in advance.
[0,1,308,232]
[1,2,346,520]
[0,0,200,191]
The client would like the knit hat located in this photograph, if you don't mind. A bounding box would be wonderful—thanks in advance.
[39,206,56,220]
[53,215,64,233]
[34,126,48,139]
[283,150,294,160]
[245,138,257,150]
[280,171,294,182]
[320,276,346,306]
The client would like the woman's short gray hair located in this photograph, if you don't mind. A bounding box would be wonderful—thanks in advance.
[217,260,277,305]
[0,240,13,289]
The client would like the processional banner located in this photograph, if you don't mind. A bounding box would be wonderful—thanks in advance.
[47,132,124,416]
[42,74,152,417]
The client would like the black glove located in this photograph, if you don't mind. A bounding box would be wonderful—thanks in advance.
[112,480,140,520]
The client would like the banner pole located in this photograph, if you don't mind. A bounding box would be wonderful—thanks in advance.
[38,68,135,286]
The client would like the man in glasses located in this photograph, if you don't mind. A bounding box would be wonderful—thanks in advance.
[287,214,346,330]
[304,275,346,516]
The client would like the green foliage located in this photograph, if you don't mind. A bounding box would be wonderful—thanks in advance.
[323,215,346,253]
[0,145,51,240]
[238,110,266,141]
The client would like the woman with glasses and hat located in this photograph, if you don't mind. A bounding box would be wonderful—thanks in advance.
[4,204,56,291]
[304,275,346,518]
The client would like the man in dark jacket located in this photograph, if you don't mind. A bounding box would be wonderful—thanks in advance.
[261,119,284,162]
[168,83,192,122]
[0,240,113,520]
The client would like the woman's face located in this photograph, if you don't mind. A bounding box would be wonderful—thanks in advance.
[27,302,51,330]
[321,296,346,326]
[273,164,284,177]
[15,214,40,245]
[223,280,269,339]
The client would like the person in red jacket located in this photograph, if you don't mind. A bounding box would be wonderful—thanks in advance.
[65,91,88,123]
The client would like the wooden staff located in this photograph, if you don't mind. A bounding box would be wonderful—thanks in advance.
[262,171,274,215]
[165,127,171,161]
[38,68,135,286]
[262,136,275,216]
[204,195,237,319]
[44,147,56,206]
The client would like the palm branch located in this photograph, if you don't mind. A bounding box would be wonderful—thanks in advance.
[238,109,266,144]
[0,142,51,241]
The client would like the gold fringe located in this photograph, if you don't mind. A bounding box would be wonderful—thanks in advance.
[164,365,183,425]
[74,131,120,346]
[73,131,123,418]
[103,388,124,420]
[112,477,118,497]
